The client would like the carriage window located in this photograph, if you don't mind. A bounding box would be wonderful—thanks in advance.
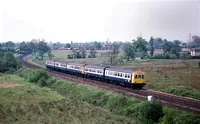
[125,74,127,78]
[113,71,117,76]
[138,75,141,78]
[60,64,66,67]
[120,73,122,77]
[55,63,59,66]
[142,75,144,79]
[127,74,130,78]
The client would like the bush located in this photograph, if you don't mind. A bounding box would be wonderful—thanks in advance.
[138,101,164,123]
[162,107,200,124]
[169,54,177,59]
[180,52,191,59]
[0,52,20,73]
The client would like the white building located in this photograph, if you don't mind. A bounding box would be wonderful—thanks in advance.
[191,48,200,56]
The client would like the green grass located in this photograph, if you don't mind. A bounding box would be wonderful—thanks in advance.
[0,73,137,124]
[0,74,63,104]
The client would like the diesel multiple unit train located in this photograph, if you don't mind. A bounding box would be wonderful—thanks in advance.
[45,60,146,88]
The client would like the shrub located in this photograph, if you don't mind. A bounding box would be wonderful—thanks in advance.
[169,54,177,59]
[28,69,49,87]
[138,101,164,123]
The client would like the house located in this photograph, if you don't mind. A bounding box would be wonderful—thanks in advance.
[147,49,164,55]
[181,48,190,54]
[191,48,200,56]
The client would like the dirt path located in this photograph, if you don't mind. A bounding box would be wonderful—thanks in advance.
[0,84,24,88]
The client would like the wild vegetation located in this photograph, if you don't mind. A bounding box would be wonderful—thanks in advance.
[13,68,200,124]
[0,74,137,124]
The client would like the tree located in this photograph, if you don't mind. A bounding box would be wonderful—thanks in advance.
[2,41,16,53]
[172,40,181,57]
[37,41,50,60]
[80,47,86,58]
[192,35,200,47]
[19,41,30,54]
[154,38,163,49]
[94,41,102,50]
[109,43,120,64]
[64,43,71,48]
[149,36,154,56]
[163,40,181,57]
[28,42,37,54]
[89,47,97,58]
[123,42,135,61]
[47,51,54,60]
[132,36,147,57]
[0,43,2,51]
[163,40,173,54]
[111,42,120,55]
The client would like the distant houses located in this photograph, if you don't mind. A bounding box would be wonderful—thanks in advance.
[191,48,200,56]
[147,48,200,57]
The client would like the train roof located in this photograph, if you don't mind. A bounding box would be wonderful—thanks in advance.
[54,60,69,64]
[105,67,135,73]
[67,63,86,66]
[85,64,107,69]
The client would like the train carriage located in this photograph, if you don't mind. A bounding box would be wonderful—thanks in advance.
[54,61,68,72]
[45,60,55,69]
[105,68,133,85]
[84,65,106,79]
[66,63,86,75]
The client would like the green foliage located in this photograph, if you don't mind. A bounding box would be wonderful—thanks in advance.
[149,36,154,56]
[163,40,181,57]
[0,52,19,72]
[94,41,102,50]
[138,102,164,123]
[28,69,49,87]
[37,41,50,60]
[180,52,191,59]
[16,68,200,124]
[1,41,16,53]
[163,87,200,100]
[154,38,164,49]
[67,54,73,59]
[162,107,200,124]
[64,43,71,48]
[132,37,147,57]
[19,41,31,54]
[123,42,135,61]
[80,47,86,58]
[89,47,97,58]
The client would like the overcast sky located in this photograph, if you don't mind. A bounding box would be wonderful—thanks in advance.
[1,0,200,43]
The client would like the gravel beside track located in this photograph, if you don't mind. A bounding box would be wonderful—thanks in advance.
[20,55,200,114]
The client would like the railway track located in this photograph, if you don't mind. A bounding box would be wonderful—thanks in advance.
[20,55,200,114]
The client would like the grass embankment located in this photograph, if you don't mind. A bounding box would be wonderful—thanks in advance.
[0,74,136,124]
[14,68,200,124]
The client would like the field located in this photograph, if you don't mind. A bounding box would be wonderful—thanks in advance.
[27,50,200,99]
[0,74,137,124]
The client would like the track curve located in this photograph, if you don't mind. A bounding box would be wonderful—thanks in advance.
[20,55,200,114]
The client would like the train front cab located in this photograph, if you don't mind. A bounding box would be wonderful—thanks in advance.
[132,71,146,88]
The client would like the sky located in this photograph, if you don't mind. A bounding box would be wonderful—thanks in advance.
[1,0,200,43]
